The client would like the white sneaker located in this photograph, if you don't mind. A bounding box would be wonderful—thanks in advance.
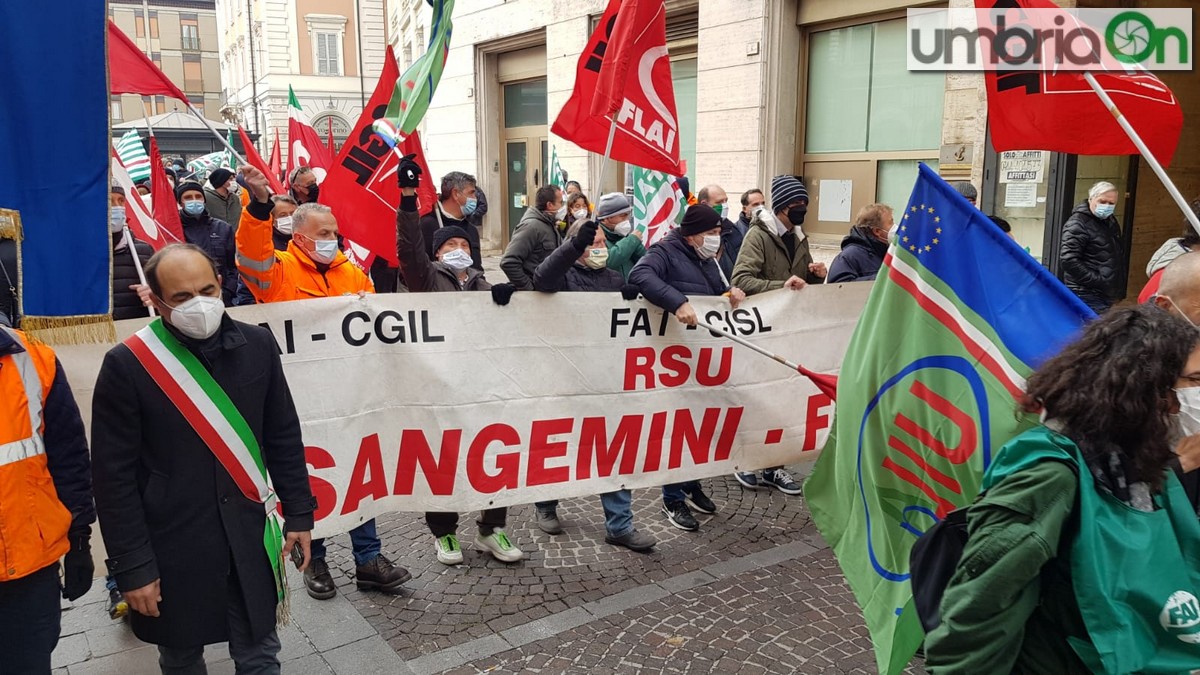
[475,528,525,563]
[434,534,463,565]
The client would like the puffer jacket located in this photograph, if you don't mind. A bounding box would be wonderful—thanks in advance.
[180,210,238,305]
[111,234,154,320]
[1146,237,1190,277]
[629,229,728,313]
[730,213,823,295]
[1059,201,1124,312]
[827,226,888,283]
[501,207,563,290]
[398,196,491,293]
[533,234,625,293]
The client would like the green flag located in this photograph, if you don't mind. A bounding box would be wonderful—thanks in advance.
[804,165,1091,674]
[549,146,564,188]
[224,128,237,170]
[372,0,454,147]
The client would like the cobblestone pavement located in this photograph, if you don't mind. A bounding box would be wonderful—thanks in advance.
[59,464,927,673]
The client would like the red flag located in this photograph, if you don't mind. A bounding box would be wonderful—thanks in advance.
[286,87,333,180]
[327,116,336,154]
[269,130,283,183]
[107,20,187,101]
[978,0,1183,166]
[112,147,182,251]
[237,126,286,195]
[553,0,682,175]
[321,46,436,265]
[147,136,184,247]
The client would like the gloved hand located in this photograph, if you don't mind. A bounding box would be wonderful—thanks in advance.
[491,283,516,306]
[620,284,640,301]
[61,530,94,601]
[572,220,599,251]
[397,153,422,189]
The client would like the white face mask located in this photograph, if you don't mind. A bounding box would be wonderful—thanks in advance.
[698,234,721,260]
[274,216,294,235]
[165,295,225,339]
[1175,387,1200,438]
[440,248,473,271]
[613,220,633,237]
[110,206,126,234]
[555,205,568,221]
[572,208,588,221]
[583,247,609,270]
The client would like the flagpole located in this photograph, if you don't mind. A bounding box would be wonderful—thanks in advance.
[183,103,249,166]
[693,318,799,372]
[1082,71,1200,236]
[593,116,618,197]
[122,227,157,317]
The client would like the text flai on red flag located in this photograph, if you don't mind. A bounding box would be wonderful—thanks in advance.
[552,0,684,176]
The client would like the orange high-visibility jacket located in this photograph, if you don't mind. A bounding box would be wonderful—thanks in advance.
[0,328,72,581]
[235,203,374,303]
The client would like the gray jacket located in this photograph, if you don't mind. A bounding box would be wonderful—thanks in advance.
[500,207,563,290]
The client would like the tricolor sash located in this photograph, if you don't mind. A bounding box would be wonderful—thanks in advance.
[125,319,288,616]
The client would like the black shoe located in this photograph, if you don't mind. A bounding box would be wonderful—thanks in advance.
[355,554,411,594]
[662,501,699,532]
[605,529,656,553]
[762,468,804,496]
[734,471,762,489]
[304,557,337,600]
[685,488,717,515]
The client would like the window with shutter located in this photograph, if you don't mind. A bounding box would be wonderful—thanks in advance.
[316,32,340,75]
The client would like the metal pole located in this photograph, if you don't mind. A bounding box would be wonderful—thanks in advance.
[246,0,260,141]
[184,103,249,165]
[594,116,618,195]
[356,0,366,107]
[1082,71,1200,236]
[693,318,800,373]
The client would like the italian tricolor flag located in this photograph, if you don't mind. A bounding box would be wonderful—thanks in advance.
[286,85,332,181]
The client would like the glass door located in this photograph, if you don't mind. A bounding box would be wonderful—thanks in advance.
[504,141,529,239]
[500,78,547,244]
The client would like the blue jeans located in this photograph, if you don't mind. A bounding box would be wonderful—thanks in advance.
[536,491,634,537]
[662,481,702,505]
[310,519,380,566]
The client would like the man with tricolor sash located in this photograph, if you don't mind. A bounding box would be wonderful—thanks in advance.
[91,244,317,672]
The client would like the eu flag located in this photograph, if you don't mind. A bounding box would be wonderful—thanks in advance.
[805,163,1093,673]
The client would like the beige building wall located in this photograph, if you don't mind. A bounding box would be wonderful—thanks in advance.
[109,1,226,124]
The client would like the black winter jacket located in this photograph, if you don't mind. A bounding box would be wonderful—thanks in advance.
[399,196,491,293]
[180,210,237,305]
[112,234,154,320]
[827,226,888,283]
[629,229,729,313]
[419,206,482,271]
[533,235,625,293]
[501,207,563,290]
[0,238,17,325]
[91,318,315,648]
[1059,201,1124,312]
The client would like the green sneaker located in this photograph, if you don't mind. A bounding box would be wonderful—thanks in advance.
[434,534,463,565]
[475,528,524,563]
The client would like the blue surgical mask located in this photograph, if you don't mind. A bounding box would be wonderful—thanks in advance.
[1093,203,1115,219]
[462,197,478,216]
[310,238,339,264]
[182,200,205,216]
[109,206,126,233]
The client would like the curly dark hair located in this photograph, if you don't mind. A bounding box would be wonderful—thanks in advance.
[1022,305,1199,491]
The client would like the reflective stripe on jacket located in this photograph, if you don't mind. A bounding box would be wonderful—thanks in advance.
[0,327,71,581]
[235,202,374,302]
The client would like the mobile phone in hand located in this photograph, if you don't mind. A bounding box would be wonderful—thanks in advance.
[290,543,305,569]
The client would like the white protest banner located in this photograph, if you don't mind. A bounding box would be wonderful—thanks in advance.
[57,285,869,538]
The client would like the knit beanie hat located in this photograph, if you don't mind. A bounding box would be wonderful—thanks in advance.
[208,168,234,189]
[679,204,722,237]
[175,181,205,203]
[431,225,471,256]
[770,175,809,213]
[595,193,632,220]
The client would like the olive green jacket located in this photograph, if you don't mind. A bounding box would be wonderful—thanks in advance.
[729,215,823,295]
[925,459,1090,674]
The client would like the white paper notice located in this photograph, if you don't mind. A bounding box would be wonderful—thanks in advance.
[1004,183,1038,208]
[818,180,853,222]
